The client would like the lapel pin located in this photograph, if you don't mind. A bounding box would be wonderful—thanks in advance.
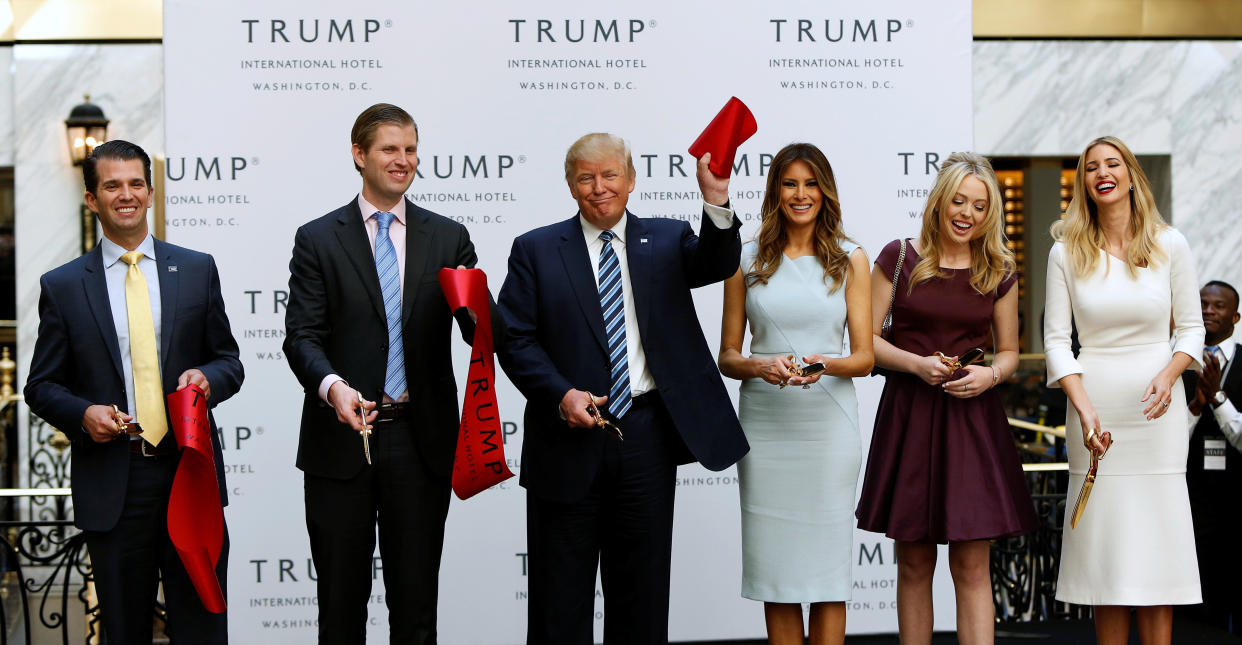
[168,266,178,272]
[640,238,648,244]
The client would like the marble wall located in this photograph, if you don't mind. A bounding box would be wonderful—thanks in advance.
[0,47,14,167]
[12,44,163,385]
[974,40,1242,290]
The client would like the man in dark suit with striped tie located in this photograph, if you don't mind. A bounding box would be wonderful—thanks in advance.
[283,103,481,644]
[497,133,749,644]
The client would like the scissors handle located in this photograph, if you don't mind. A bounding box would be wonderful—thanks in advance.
[357,391,372,465]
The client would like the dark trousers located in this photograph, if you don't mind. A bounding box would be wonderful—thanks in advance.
[526,393,681,645]
[304,417,452,645]
[84,451,229,645]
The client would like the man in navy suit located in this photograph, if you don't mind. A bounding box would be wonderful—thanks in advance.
[498,133,749,644]
[25,140,243,644]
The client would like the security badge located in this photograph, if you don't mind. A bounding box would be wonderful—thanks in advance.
[1204,437,1227,471]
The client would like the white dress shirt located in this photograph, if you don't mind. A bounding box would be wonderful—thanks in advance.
[318,194,409,403]
[579,202,734,396]
[100,234,162,424]
[1191,341,1242,450]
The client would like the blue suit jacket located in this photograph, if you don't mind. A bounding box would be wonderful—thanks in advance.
[25,239,243,532]
[497,211,749,502]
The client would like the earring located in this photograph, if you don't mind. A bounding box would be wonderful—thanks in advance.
[1129,185,1134,192]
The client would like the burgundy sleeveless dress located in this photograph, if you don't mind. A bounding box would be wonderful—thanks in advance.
[855,239,1037,543]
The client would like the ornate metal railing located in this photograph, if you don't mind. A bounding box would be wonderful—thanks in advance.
[0,489,98,645]
[0,347,165,643]
[992,417,1091,623]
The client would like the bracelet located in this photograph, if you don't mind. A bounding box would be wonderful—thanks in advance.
[990,365,1000,385]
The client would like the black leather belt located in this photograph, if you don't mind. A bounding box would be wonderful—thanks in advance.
[629,391,661,410]
[128,438,176,457]
[374,402,410,423]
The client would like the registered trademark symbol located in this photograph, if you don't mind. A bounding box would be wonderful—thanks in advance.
[385,20,393,28]
[256,427,264,434]
[518,155,527,164]
[251,157,260,165]
[906,20,914,28]
[649,20,657,28]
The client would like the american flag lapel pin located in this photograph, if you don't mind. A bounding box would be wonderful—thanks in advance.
[168,266,178,272]
[640,238,648,244]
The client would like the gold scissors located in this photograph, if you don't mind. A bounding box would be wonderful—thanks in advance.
[935,347,986,373]
[1070,428,1112,529]
[111,404,143,436]
[357,391,372,465]
[779,355,827,390]
[586,393,623,441]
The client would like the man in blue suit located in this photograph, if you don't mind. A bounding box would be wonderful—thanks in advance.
[498,133,748,644]
[25,140,242,644]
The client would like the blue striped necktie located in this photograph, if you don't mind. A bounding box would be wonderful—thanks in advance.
[597,230,632,418]
[374,211,406,399]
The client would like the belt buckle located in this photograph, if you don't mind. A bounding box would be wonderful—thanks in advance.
[374,403,392,423]
[141,440,158,457]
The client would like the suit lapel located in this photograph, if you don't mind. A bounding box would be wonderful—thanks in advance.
[625,212,653,340]
[154,238,178,375]
[402,199,434,325]
[82,246,124,381]
[1222,343,1242,393]
[558,216,608,353]
[334,200,386,321]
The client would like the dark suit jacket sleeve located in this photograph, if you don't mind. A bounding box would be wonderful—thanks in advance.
[681,209,743,289]
[25,275,93,432]
[195,255,244,406]
[497,236,574,408]
[448,223,507,347]
[284,225,337,392]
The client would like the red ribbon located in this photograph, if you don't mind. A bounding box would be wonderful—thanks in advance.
[165,384,226,613]
[688,96,758,178]
[438,268,514,499]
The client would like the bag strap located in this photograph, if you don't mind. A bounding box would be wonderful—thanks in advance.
[882,239,907,327]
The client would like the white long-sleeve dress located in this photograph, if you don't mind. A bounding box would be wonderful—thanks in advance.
[1045,227,1204,606]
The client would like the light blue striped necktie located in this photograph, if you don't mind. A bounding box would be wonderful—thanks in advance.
[598,230,631,418]
[374,211,406,399]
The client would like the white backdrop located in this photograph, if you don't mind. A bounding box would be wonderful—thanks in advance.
[163,1,971,641]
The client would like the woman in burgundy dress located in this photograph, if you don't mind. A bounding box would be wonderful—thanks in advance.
[856,152,1036,645]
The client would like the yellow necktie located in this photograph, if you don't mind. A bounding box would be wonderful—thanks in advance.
[121,251,167,447]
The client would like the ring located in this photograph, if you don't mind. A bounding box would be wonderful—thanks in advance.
[965,384,971,392]
[1162,400,1169,408]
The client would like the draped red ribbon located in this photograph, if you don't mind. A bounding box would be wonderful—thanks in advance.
[438,268,514,499]
[165,384,226,613]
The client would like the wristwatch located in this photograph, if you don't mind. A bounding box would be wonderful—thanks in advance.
[1212,390,1228,409]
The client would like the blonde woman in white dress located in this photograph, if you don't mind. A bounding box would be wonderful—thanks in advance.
[1044,135,1204,645]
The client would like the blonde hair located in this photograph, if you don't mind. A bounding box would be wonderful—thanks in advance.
[1051,136,1166,278]
[747,143,854,292]
[909,152,1014,295]
[564,133,635,181]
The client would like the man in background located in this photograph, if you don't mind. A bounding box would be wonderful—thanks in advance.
[1185,280,1242,632]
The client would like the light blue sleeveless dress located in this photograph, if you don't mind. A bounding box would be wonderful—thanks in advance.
[737,241,862,602]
